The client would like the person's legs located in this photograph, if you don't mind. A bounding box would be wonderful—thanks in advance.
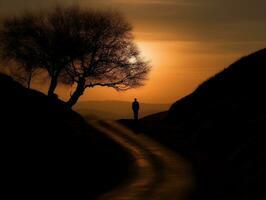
[134,111,138,121]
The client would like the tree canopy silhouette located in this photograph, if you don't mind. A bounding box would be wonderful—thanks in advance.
[65,10,150,107]
[8,64,42,89]
[0,9,72,95]
[0,14,42,88]
[0,6,150,106]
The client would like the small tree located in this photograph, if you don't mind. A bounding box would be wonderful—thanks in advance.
[0,8,76,95]
[65,11,150,107]
[8,63,41,88]
[0,14,41,88]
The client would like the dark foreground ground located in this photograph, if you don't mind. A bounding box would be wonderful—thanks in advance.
[0,73,131,199]
[119,119,266,200]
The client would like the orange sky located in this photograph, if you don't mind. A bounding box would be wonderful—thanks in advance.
[1,0,266,103]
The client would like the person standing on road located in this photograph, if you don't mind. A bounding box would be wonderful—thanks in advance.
[132,98,140,121]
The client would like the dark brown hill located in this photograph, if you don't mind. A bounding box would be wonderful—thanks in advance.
[130,48,266,199]
[0,73,130,199]
[167,48,266,198]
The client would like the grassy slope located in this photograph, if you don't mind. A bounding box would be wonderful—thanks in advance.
[0,73,131,199]
[121,48,266,199]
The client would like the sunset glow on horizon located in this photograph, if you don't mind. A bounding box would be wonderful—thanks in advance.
[1,0,266,104]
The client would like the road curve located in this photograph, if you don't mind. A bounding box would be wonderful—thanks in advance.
[88,120,194,200]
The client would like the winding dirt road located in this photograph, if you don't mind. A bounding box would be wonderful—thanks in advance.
[88,120,194,200]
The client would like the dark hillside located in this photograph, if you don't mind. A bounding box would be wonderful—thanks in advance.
[0,73,130,199]
[169,48,266,122]
[167,48,266,198]
[125,48,266,199]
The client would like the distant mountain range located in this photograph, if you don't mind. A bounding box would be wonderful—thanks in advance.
[74,100,170,120]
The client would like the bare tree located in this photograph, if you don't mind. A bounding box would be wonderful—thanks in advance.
[0,7,150,105]
[8,63,41,88]
[0,14,41,88]
[65,11,150,107]
[0,8,75,95]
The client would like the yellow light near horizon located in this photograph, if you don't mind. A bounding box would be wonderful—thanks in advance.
[35,39,247,104]
[136,41,154,63]
[136,40,188,73]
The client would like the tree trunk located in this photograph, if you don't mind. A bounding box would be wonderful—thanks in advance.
[48,75,58,96]
[66,79,85,108]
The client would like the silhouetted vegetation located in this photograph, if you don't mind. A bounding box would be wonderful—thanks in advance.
[0,6,150,198]
[64,10,150,107]
[122,48,266,200]
[8,62,45,88]
[0,6,150,107]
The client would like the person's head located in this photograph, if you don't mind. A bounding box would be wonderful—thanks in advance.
[134,98,137,102]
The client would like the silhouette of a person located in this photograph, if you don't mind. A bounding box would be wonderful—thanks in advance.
[132,98,139,121]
